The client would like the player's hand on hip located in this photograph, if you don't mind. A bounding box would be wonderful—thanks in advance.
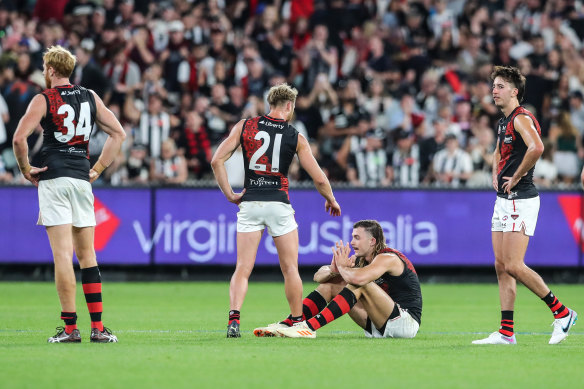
[501,175,518,194]
[228,188,246,205]
[89,169,101,183]
[23,166,47,187]
[325,199,341,216]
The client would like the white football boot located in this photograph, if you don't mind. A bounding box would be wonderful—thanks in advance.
[253,322,290,337]
[549,309,578,345]
[472,331,517,345]
[276,321,316,338]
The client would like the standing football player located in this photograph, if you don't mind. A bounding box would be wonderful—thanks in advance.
[13,46,125,343]
[472,66,577,345]
[212,83,341,337]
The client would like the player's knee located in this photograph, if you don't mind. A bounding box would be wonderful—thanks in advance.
[504,263,523,278]
[233,263,254,278]
[76,250,96,266]
[494,259,506,273]
[279,262,299,277]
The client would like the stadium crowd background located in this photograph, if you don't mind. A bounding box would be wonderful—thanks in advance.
[0,0,583,189]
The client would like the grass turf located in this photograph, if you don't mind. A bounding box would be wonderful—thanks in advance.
[0,282,582,389]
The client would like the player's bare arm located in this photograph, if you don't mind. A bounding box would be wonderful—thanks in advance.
[492,138,501,191]
[501,115,544,194]
[12,94,48,186]
[332,241,400,286]
[296,133,341,216]
[314,265,339,283]
[314,251,359,283]
[211,119,246,204]
[89,90,126,182]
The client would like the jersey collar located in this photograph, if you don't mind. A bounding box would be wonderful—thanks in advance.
[264,115,286,122]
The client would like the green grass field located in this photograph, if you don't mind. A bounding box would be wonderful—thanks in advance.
[0,281,582,388]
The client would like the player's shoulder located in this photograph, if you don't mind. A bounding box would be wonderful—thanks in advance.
[512,106,536,120]
[512,107,539,127]
[373,250,400,264]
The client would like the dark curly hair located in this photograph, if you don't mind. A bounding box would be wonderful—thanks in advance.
[491,65,526,103]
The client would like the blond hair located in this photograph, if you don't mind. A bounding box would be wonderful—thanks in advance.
[43,45,77,78]
[266,83,298,107]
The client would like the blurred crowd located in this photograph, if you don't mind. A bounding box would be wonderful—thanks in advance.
[1,0,584,189]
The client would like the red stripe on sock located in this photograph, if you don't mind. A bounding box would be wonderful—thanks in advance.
[499,329,514,337]
[91,321,104,331]
[304,298,319,317]
[65,324,77,333]
[550,302,563,312]
[82,283,102,294]
[333,295,351,314]
[322,308,334,323]
[87,302,103,313]
[306,317,320,331]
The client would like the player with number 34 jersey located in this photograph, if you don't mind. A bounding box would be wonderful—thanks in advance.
[12,45,125,344]
[39,84,96,181]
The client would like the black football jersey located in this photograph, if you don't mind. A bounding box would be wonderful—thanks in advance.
[372,248,423,324]
[496,106,541,199]
[240,115,299,204]
[39,85,97,181]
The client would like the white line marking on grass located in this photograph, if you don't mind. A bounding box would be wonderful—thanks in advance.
[1,329,583,336]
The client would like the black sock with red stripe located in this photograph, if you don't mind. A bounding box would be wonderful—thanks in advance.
[306,288,357,331]
[542,291,569,319]
[302,290,327,320]
[61,312,77,334]
[229,310,240,325]
[279,314,303,327]
[498,310,514,337]
[81,266,103,331]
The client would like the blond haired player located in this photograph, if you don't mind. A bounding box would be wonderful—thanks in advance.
[212,83,341,337]
[13,46,125,343]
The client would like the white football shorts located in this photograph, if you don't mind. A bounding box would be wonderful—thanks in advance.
[37,177,96,227]
[237,201,298,237]
[491,196,540,236]
[364,307,420,339]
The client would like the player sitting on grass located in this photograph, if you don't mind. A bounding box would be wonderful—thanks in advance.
[256,220,422,339]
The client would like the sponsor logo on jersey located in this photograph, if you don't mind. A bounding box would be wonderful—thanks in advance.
[504,135,513,144]
[260,120,285,129]
[94,197,120,251]
[59,147,86,154]
[249,177,279,187]
[60,90,81,96]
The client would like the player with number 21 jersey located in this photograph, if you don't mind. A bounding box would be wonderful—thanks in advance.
[211,83,341,338]
[240,115,297,203]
